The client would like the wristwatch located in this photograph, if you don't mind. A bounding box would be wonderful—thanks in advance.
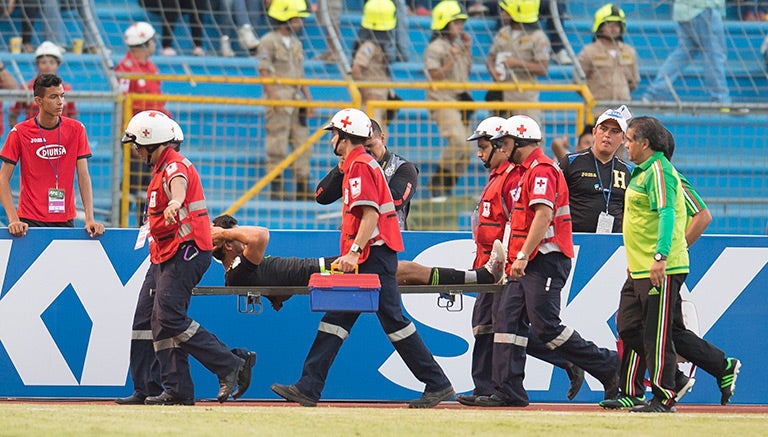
[654,252,667,262]
[350,243,363,254]
[516,251,529,261]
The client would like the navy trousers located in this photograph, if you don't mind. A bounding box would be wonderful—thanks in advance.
[152,244,240,399]
[295,245,451,401]
[494,252,618,404]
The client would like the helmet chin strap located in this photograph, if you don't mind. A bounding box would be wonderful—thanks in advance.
[483,145,497,169]
[508,140,525,164]
[332,136,343,157]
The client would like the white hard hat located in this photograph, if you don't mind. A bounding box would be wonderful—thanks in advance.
[124,21,156,47]
[323,108,372,138]
[467,116,506,141]
[121,110,181,147]
[492,115,543,141]
[35,41,63,63]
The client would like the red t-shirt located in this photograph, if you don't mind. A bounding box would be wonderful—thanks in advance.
[340,146,404,262]
[146,148,212,264]
[8,78,78,124]
[0,116,92,222]
[507,147,574,265]
[115,52,169,116]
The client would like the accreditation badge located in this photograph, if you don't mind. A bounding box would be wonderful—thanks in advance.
[134,223,150,250]
[48,188,65,214]
[596,211,615,234]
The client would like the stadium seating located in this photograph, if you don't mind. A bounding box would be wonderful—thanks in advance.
[0,1,765,233]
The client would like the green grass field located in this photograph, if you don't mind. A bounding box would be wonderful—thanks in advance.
[1,404,766,436]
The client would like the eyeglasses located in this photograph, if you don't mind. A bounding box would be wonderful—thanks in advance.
[597,124,623,136]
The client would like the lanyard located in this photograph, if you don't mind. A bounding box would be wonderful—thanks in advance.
[37,117,62,189]
[594,155,614,212]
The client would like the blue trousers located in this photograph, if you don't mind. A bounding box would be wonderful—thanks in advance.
[152,244,240,399]
[471,286,573,396]
[494,252,618,403]
[295,245,451,401]
[128,263,163,398]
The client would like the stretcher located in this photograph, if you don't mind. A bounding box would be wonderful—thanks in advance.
[192,284,504,314]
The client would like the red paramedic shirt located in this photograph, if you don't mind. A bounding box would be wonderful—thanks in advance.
[340,146,404,263]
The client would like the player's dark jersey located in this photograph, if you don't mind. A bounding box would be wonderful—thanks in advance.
[559,148,633,233]
[225,256,320,287]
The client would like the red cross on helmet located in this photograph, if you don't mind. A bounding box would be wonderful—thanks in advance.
[467,116,506,141]
[121,110,180,146]
[323,108,372,138]
[124,21,156,47]
[491,115,542,141]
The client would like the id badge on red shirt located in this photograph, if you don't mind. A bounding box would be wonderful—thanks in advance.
[134,223,150,250]
[48,188,65,214]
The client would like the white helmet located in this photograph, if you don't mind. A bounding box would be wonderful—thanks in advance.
[323,108,371,138]
[124,21,156,47]
[121,110,180,147]
[35,41,63,63]
[169,118,184,143]
[492,115,542,141]
[467,116,506,141]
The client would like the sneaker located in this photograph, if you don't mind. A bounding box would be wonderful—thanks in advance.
[484,239,506,284]
[192,46,205,56]
[271,383,317,407]
[599,394,647,409]
[237,24,260,50]
[552,49,572,65]
[161,47,177,56]
[408,386,455,408]
[220,35,235,57]
[718,358,741,405]
[674,374,695,402]
[630,397,676,413]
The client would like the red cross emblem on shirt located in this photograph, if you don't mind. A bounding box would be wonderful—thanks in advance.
[516,124,527,136]
[536,179,546,189]
[351,179,359,189]
[339,116,352,129]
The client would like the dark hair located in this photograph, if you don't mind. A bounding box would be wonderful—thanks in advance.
[337,130,368,146]
[579,124,594,142]
[661,127,675,160]
[370,118,382,137]
[33,74,62,98]
[628,116,666,153]
[212,214,238,229]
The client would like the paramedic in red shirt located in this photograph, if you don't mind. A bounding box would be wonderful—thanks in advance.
[271,108,454,409]
[0,74,103,238]
[121,110,251,405]
[473,115,619,407]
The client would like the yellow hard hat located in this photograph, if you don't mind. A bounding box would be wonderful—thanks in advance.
[362,0,397,31]
[267,0,311,22]
[593,3,626,34]
[431,0,468,31]
[499,0,540,24]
